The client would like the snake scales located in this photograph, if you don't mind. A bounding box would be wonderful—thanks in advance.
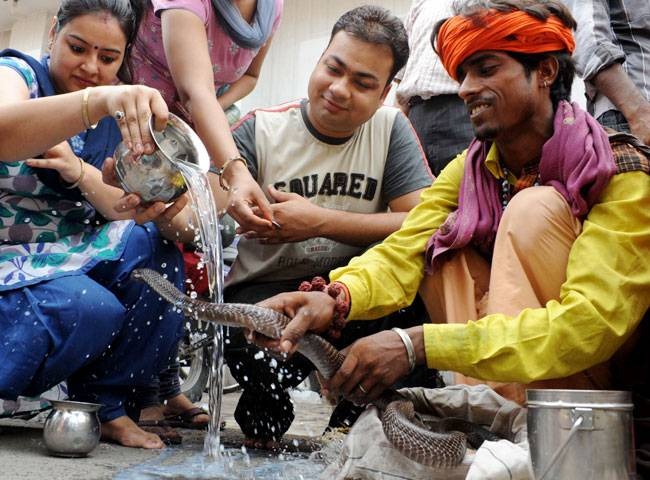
[133,268,498,467]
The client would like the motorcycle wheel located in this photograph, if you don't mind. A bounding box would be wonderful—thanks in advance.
[179,340,211,403]
[178,324,241,401]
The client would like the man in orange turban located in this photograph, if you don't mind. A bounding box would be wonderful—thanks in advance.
[253,1,650,475]
[435,4,575,82]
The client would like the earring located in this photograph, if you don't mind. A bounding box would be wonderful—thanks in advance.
[542,81,548,88]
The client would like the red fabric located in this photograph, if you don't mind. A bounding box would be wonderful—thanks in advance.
[437,9,575,81]
[180,244,209,297]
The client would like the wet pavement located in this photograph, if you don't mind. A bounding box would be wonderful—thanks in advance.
[0,389,335,479]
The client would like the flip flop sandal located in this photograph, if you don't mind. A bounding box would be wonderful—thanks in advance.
[164,407,210,430]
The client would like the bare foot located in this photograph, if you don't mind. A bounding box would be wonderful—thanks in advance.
[243,437,281,451]
[102,416,165,449]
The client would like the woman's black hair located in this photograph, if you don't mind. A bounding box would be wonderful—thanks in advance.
[55,0,145,82]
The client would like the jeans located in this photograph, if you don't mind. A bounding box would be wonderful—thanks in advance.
[597,109,631,133]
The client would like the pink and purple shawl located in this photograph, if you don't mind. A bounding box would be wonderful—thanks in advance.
[424,100,616,274]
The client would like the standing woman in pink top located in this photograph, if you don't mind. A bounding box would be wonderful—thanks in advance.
[129,0,283,227]
[125,0,283,433]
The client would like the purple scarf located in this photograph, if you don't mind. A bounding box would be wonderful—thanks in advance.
[425,100,616,273]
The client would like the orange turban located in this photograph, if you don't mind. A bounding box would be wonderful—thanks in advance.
[437,9,575,81]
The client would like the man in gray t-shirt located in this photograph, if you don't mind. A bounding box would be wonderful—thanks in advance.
[226,100,431,288]
[221,6,436,449]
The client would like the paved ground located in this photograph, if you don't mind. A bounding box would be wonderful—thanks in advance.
[0,389,334,479]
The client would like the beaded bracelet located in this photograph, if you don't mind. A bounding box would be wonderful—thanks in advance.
[298,276,350,340]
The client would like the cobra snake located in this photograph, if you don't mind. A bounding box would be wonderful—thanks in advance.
[132,268,499,467]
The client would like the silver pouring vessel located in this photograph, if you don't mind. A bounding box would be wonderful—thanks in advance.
[114,113,210,203]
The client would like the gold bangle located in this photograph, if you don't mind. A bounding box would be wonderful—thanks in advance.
[214,155,247,191]
[65,156,86,189]
[81,87,97,130]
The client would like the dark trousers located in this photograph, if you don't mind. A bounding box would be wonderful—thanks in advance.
[136,363,182,409]
[408,93,474,176]
[223,278,442,441]
[597,109,631,134]
[0,225,185,422]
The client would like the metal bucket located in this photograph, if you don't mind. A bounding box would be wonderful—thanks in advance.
[527,389,636,479]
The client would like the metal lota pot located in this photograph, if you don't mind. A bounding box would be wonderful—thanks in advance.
[527,389,636,479]
[114,113,209,203]
[43,400,102,457]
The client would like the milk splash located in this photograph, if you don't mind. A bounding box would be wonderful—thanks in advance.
[175,163,224,457]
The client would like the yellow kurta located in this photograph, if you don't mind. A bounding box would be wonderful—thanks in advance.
[331,146,650,383]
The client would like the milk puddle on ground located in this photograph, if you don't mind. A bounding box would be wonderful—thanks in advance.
[114,447,325,479]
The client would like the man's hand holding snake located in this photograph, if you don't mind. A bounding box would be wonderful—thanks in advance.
[256,291,337,354]
[326,329,415,403]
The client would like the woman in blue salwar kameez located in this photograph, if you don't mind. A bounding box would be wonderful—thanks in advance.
[0,0,186,449]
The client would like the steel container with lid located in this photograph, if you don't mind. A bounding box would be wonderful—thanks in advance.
[527,389,636,479]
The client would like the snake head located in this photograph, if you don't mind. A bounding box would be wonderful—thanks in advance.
[131,269,143,280]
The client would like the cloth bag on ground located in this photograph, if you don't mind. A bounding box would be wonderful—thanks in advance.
[321,384,532,480]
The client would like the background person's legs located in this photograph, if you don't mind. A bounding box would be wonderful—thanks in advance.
[408,94,474,176]
[596,109,630,133]
[136,363,209,429]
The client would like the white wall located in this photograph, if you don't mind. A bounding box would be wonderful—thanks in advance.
[7,11,52,58]
[0,30,10,51]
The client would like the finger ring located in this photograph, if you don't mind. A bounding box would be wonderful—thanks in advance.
[357,384,367,394]
[113,110,125,121]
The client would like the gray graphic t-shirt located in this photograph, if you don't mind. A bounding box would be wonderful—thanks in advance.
[226,100,432,286]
